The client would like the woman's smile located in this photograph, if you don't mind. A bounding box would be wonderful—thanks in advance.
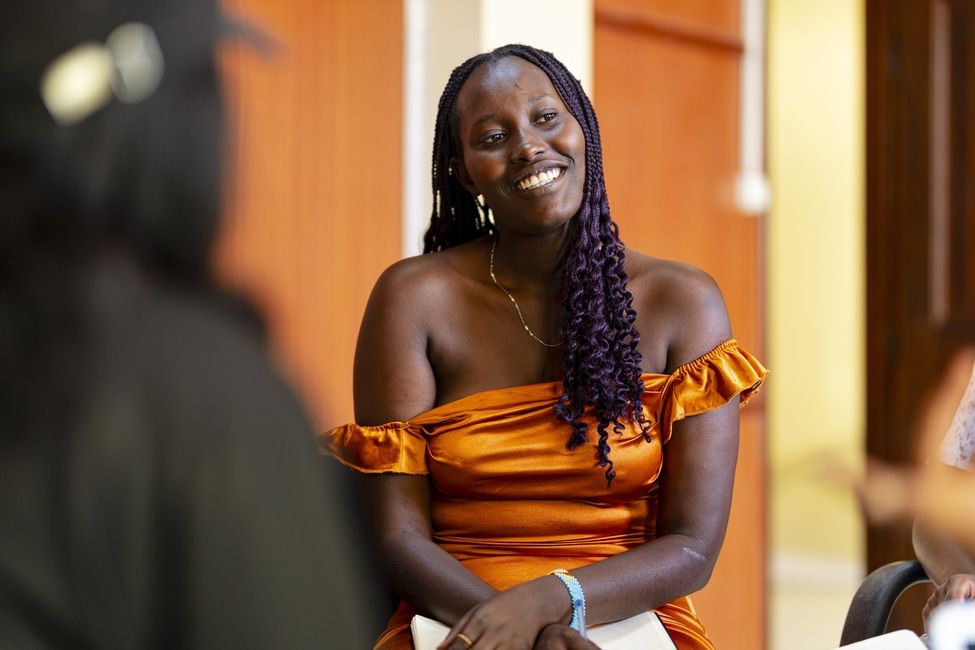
[512,165,564,192]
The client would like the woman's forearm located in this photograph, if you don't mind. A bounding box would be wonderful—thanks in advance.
[571,532,715,625]
[378,531,498,623]
[357,472,497,623]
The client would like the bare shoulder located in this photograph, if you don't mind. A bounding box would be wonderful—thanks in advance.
[370,251,451,310]
[625,249,732,372]
[354,240,484,424]
[367,241,482,320]
[626,251,726,320]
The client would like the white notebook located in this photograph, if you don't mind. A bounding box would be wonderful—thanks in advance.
[834,630,926,650]
[411,612,678,650]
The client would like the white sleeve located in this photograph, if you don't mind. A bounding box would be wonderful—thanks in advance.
[941,362,975,470]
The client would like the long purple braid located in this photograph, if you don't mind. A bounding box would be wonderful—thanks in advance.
[425,44,649,484]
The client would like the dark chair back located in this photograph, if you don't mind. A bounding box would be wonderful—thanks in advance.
[840,560,930,645]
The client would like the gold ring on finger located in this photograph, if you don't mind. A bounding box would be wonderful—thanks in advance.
[457,632,474,647]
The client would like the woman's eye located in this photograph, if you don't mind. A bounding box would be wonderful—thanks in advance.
[481,132,504,144]
[537,112,558,124]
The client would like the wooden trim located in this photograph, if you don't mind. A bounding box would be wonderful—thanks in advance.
[929,0,951,325]
[594,6,744,55]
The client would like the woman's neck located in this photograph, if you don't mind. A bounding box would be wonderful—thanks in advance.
[490,227,573,293]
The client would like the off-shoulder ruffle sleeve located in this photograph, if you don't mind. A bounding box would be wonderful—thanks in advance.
[318,421,428,474]
[656,339,767,443]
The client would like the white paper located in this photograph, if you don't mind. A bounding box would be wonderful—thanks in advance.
[411,612,677,650]
[835,629,927,650]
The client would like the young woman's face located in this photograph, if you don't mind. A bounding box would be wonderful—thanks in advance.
[452,56,586,235]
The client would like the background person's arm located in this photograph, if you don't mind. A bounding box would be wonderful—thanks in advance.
[914,519,975,586]
[913,518,975,625]
[914,360,975,618]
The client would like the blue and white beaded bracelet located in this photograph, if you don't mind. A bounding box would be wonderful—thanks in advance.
[550,568,587,637]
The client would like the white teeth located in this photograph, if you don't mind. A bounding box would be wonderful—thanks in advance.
[517,167,562,191]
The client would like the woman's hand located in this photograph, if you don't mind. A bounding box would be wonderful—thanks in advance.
[923,573,975,625]
[533,624,603,649]
[437,577,569,650]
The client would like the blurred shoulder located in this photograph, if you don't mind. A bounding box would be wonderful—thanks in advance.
[85,256,309,436]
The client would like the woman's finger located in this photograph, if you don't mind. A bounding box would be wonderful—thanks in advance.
[437,608,478,650]
[946,574,975,600]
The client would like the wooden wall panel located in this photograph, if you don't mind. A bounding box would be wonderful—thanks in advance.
[596,0,740,42]
[595,2,767,647]
[217,0,403,429]
[594,21,756,345]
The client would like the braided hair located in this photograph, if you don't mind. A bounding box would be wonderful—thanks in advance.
[425,44,649,484]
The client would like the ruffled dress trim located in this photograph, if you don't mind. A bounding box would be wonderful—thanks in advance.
[322,420,429,475]
[319,338,766,473]
[652,338,765,443]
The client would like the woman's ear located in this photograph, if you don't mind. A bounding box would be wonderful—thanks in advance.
[449,156,478,196]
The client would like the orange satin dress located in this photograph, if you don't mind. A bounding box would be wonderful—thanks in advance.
[323,339,766,650]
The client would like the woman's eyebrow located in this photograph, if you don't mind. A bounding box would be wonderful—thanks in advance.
[473,113,498,128]
[469,94,556,129]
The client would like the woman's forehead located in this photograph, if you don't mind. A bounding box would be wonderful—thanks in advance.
[456,56,560,116]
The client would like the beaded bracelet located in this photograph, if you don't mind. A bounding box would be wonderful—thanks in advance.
[549,568,587,637]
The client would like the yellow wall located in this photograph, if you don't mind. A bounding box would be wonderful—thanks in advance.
[767,0,865,647]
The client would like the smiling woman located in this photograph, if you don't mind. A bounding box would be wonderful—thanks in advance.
[321,44,767,650]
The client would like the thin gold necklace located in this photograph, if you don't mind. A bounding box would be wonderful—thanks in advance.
[489,237,563,348]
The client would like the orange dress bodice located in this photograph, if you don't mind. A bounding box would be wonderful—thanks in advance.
[322,339,766,650]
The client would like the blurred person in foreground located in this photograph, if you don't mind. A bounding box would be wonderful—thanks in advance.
[0,1,376,647]
[858,348,975,626]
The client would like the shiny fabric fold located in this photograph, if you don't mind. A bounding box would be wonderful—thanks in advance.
[321,339,767,650]
[653,338,766,444]
[321,421,428,474]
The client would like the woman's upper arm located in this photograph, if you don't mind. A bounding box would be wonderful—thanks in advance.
[662,267,732,374]
[353,259,437,426]
[656,267,738,566]
[352,260,438,540]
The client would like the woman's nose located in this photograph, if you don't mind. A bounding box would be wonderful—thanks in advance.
[510,129,546,162]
